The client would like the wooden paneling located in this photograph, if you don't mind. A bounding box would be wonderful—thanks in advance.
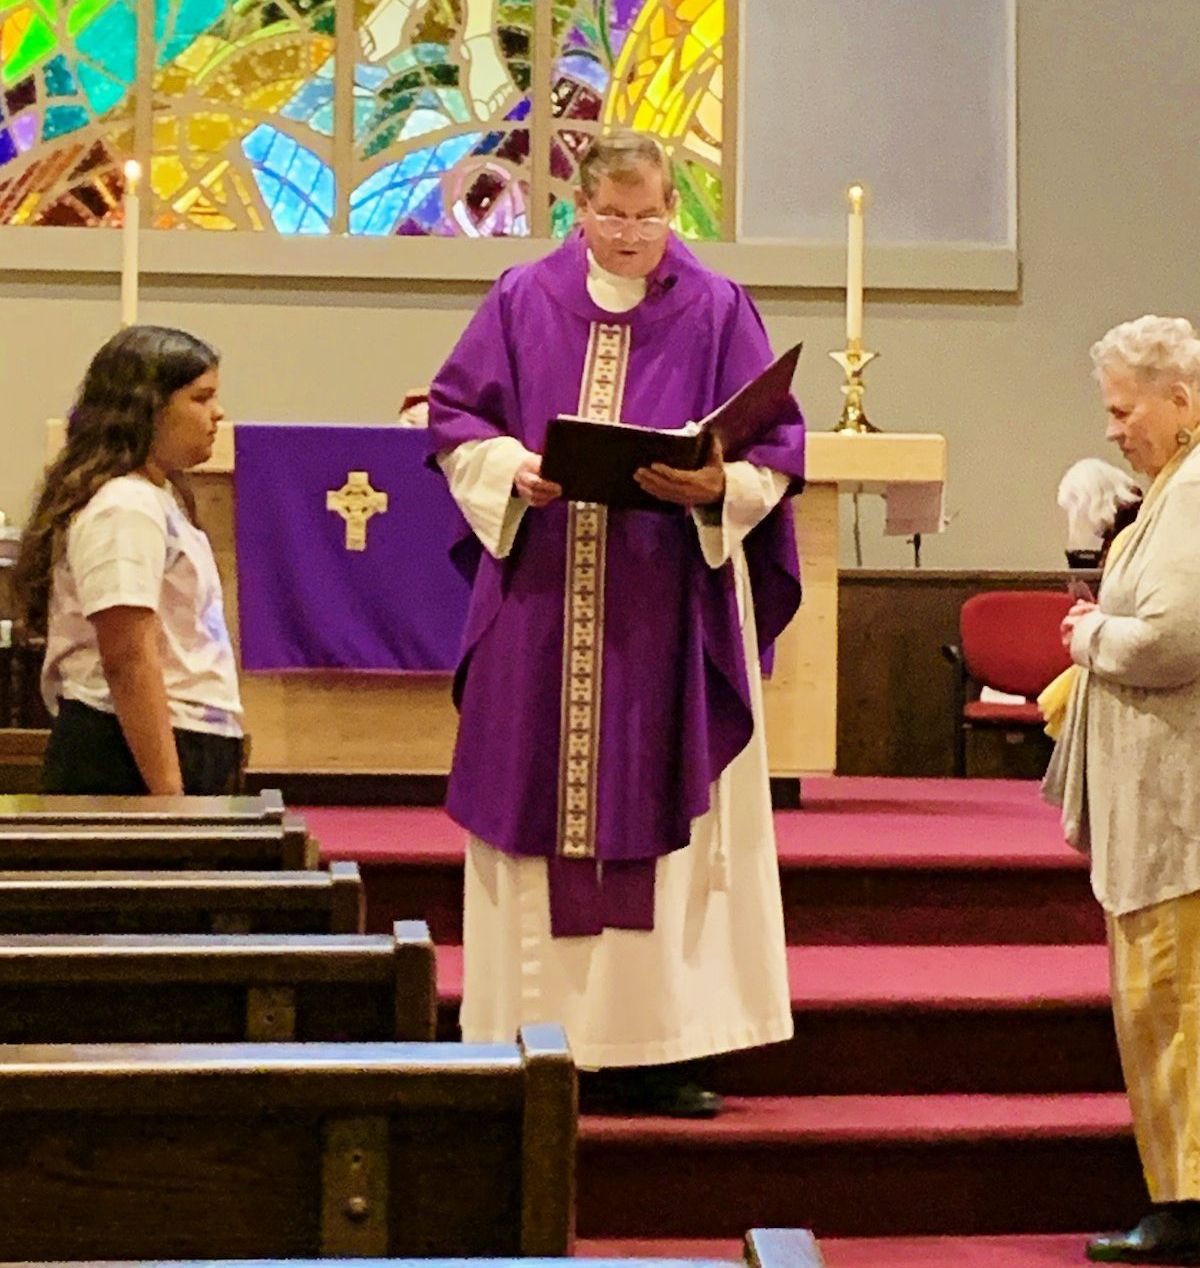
[837,570,1089,777]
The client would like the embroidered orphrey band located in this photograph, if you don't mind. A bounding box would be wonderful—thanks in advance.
[557,322,630,860]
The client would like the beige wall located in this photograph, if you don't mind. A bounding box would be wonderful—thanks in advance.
[1,0,1197,570]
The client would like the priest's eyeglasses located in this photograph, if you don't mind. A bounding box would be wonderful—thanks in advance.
[587,210,672,241]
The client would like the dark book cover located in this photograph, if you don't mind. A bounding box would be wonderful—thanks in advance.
[541,417,712,511]
[541,343,802,511]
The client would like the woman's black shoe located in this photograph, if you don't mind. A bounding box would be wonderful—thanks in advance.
[1087,1210,1200,1263]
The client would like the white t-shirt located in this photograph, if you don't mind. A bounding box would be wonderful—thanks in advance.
[41,475,243,737]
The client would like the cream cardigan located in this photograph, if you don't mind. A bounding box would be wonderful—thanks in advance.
[1044,441,1200,915]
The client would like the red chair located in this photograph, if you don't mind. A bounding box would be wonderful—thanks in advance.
[944,590,1074,776]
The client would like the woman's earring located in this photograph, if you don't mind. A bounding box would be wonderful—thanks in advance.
[1177,428,1192,447]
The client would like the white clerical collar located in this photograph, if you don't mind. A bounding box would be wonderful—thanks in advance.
[586,249,647,314]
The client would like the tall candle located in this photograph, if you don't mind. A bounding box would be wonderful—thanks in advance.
[846,183,865,345]
[121,159,141,329]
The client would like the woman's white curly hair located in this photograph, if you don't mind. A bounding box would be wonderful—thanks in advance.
[1090,315,1200,390]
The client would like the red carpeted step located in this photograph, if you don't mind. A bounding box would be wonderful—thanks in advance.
[302,784,1132,1242]
[305,778,1102,946]
[432,943,1123,1095]
[585,1092,1131,1144]
[578,1234,1099,1266]
[773,779,1098,945]
[817,1233,1098,1266]
[575,1093,1141,1239]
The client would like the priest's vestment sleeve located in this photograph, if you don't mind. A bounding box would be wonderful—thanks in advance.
[437,437,531,560]
[693,463,790,570]
[713,287,806,487]
[426,279,522,453]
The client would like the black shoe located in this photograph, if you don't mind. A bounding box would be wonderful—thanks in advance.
[1087,1210,1200,1263]
[579,1067,724,1118]
[657,1080,723,1118]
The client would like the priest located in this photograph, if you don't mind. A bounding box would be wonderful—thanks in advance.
[428,131,805,1117]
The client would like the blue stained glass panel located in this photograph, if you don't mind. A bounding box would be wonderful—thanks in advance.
[43,103,90,138]
[350,132,480,236]
[74,0,137,109]
[155,0,225,64]
[245,123,333,234]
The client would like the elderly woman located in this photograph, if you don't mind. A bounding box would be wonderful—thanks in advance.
[1046,314,1200,1264]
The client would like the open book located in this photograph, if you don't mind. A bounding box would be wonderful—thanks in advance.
[541,343,802,511]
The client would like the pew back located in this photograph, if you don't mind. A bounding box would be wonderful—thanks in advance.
[0,1025,576,1259]
[0,861,363,934]
[0,919,435,1042]
[0,792,315,869]
[0,790,286,824]
[0,813,313,870]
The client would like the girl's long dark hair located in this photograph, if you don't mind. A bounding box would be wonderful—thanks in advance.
[14,325,219,636]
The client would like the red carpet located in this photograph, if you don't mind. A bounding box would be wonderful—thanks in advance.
[303,776,1084,868]
[581,1092,1130,1144]
[304,776,1102,946]
[578,1235,1098,1266]
[299,777,1142,1244]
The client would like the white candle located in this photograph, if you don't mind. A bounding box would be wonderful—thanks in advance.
[121,159,141,329]
[846,183,865,345]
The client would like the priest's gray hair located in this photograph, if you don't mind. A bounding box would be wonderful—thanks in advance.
[1091,315,1200,390]
[578,131,676,202]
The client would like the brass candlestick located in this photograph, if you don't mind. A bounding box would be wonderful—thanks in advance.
[829,343,881,434]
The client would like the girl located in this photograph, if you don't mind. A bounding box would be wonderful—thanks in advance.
[15,326,243,794]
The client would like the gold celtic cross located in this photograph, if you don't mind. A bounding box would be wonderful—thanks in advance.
[326,471,388,551]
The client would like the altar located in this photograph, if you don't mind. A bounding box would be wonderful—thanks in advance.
[46,424,947,781]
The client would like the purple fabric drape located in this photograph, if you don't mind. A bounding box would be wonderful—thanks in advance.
[235,423,469,672]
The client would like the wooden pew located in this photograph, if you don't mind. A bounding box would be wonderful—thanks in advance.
[0,860,364,934]
[0,791,315,868]
[0,1025,576,1260]
[10,1228,828,1268]
[0,918,435,1042]
[0,789,288,824]
[0,810,314,870]
[0,729,48,795]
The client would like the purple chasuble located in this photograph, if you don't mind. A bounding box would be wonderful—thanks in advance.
[428,234,805,936]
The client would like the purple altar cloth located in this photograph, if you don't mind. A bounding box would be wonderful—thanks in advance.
[234,423,469,672]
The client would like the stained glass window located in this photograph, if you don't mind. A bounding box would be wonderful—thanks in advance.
[349,0,532,237]
[0,0,727,237]
[150,0,335,231]
[551,0,725,241]
[0,0,137,224]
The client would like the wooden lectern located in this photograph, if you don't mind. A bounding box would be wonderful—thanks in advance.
[45,424,946,780]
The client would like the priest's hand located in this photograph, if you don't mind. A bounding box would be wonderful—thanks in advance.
[1060,599,1098,651]
[514,455,562,508]
[634,434,726,507]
